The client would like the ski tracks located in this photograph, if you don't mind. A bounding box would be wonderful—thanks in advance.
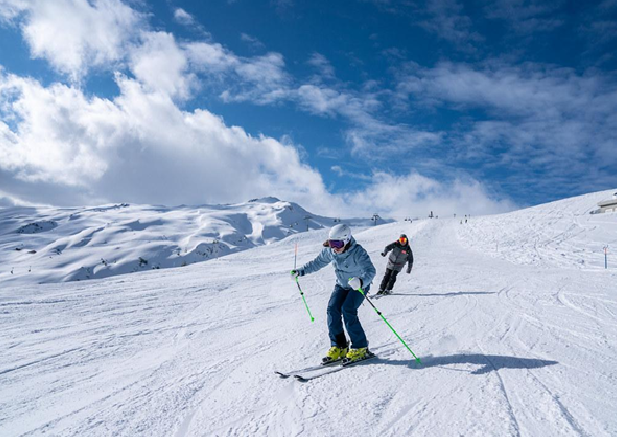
[471,269,612,435]
[447,220,609,436]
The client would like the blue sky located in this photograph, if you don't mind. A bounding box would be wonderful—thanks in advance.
[0,0,616,217]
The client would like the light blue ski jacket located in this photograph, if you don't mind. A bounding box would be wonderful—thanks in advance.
[299,236,376,289]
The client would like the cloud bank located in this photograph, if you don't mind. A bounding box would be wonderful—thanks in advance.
[0,0,517,217]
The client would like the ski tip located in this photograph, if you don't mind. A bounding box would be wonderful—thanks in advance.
[293,375,309,382]
[275,371,290,379]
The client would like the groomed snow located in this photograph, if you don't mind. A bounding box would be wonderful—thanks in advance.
[1,190,616,436]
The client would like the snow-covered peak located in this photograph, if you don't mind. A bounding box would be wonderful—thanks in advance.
[247,196,281,204]
[0,199,377,285]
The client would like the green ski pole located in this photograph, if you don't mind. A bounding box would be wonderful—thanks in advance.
[295,276,315,322]
[293,243,314,322]
[357,286,420,363]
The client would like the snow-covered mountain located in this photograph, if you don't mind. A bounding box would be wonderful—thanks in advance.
[1,190,616,436]
[0,198,385,285]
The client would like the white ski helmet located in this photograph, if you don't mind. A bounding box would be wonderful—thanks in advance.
[328,223,351,244]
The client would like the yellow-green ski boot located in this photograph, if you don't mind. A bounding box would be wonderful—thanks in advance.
[345,347,368,363]
[322,346,348,364]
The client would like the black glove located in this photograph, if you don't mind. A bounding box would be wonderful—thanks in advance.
[381,252,386,257]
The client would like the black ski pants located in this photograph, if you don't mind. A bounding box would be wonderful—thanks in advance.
[380,268,399,292]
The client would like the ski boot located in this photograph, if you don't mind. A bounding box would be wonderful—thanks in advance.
[344,347,368,363]
[375,289,385,296]
[384,289,393,295]
[322,346,348,364]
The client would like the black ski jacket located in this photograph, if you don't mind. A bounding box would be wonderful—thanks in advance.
[383,241,414,273]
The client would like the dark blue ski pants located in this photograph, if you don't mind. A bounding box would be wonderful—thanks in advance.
[327,283,369,349]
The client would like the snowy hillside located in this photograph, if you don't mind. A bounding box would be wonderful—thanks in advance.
[458,189,617,269]
[1,190,616,436]
[0,198,381,285]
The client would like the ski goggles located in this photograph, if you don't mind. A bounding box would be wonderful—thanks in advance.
[398,237,408,244]
[328,239,346,249]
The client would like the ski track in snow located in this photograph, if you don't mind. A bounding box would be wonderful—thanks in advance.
[1,193,617,436]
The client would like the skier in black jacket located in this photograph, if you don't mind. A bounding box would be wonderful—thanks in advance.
[377,234,414,295]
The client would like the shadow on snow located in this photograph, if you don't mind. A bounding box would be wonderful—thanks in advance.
[375,353,558,375]
[389,291,496,297]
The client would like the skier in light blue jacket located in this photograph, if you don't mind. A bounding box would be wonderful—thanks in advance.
[291,224,376,363]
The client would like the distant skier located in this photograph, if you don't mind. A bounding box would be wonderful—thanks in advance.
[291,224,376,363]
[376,234,414,295]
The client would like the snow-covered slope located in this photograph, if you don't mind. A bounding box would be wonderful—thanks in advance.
[458,189,617,269]
[1,191,616,436]
[0,198,376,285]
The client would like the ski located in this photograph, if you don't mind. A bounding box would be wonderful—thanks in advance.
[274,358,343,379]
[292,352,377,382]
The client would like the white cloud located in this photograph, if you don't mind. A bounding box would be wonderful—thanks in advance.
[0,0,142,81]
[0,1,522,217]
[240,33,265,50]
[296,85,348,116]
[173,8,196,26]
[0,73,120,185]
[396,61,617,196]
[484,0,565,33]
[418,0,483,51]
[291,82,442,158]
[184,41,239,73]
[398,62,602,116]
[234,52,288,87]
[307,53,335,80]
[0,68,516,216]
[172,7,210,36]
[0,70,337,212]
[330,165,371,181]
[0,0,27,21]
[113,27,287,103]
[129,31,195,100]
[345,121,443,157]
[173,40,291,103]
[0,189,46,206]
[342,171,516,218]
[398,61,616,135]
[0,1,378,145]
[223,52,292,104]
